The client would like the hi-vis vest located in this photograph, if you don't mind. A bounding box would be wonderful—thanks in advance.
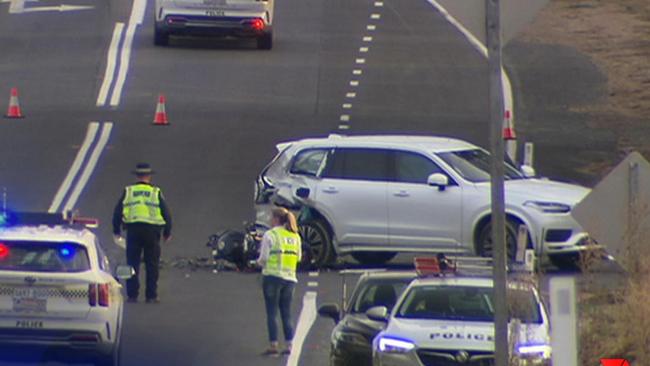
[122,184,166,226]
[263,227,301,282]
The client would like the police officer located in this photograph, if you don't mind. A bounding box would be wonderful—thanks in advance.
[112,163,172,304]
[257,208,301,356]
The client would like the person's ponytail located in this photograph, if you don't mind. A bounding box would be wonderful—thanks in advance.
[272,207,299,233]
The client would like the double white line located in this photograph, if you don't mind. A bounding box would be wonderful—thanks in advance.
[48,122,113,213]
[96,0,146,107]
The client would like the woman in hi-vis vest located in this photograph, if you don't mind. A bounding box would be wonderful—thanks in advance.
[257,208,302,356]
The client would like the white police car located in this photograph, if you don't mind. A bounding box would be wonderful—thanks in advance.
[154,0,274,49]
[0,212,132,366]
[369,258,551,366]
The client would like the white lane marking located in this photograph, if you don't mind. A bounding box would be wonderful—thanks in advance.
[22,4,93,12]
[286,291,317,366]
[308,272,319,277]
[48,123,100,213]
[109,23,136,107]
[355,58,366,64]
[374,1,383,6]
[338,124,350,130]
[307,282,318,287]
[359,47,369,53]
[8,0,24,14]
[346,92,356,98]
[96,23,125,107]
[63,123,113,211]
[340,115,350,122]
[349,80,359,87]
[370,13,381,19]
[353,69,362,75]
[366,24,376,31]
[129,0,146,24]
[426,0,516,159]
[342,103,352,109]
[363,36,373,42]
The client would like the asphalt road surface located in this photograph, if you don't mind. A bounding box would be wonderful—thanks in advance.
[0,0,618,365]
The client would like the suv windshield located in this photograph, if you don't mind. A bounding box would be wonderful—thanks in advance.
[396,285,542,323]
[437,149,523,183]
[0,241,91,273]
[350,278,412,314]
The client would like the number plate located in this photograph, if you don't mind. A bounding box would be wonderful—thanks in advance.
[13,288,47,313]
[206,9,225,16]
[16,320,43,329]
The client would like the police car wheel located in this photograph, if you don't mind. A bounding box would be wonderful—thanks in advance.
[256,32,273,50]
[299,219,333,268]
[351,252,396,266]
[476,219,522,261]
[154,27,169,46]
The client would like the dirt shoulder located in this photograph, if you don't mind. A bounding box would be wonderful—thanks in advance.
[520,0,650,170]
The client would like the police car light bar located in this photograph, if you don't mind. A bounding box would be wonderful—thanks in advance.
[0,211,99,229]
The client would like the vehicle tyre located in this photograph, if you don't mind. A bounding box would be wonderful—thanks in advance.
[94,345,120,366]
[154,27,169,46]
[549,254,581,271]
[476,218,525,261]
[299,219,333,268]
[256,31,273,50]
[351,252,397,266]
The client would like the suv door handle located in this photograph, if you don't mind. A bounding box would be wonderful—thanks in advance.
[393,190,410,197]
[322,187,338,194]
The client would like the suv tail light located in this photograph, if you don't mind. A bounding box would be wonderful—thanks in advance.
[89,284,110,307]
[242,18,265,31]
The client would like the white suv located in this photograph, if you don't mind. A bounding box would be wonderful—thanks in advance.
[254,135,597,268]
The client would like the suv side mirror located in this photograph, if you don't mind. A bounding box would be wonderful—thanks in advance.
[366,306,389,322]
[318,303,341,323]
[520,165,536,178]
[296,187,310,199]
[427,173,449,191]
[115,265,135,281]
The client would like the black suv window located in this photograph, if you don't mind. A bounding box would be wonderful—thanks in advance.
[394,151,444,184]
[323,148,391,182]
[290,149,329,176]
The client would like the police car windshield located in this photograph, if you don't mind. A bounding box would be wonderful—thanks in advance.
[350,278,411,314]
[0,241,90,273]
[437,149,524,183]
[396,285,542,323]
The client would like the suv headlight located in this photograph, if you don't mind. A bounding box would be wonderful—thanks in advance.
[374,335,415,354]
[523,201,571,214]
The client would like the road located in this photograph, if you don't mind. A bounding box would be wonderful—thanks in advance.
[0,0,616,365]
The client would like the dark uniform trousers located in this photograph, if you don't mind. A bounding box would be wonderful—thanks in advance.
[126,223,163,299]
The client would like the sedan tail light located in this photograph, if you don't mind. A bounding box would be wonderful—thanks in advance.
[89,284,110,307]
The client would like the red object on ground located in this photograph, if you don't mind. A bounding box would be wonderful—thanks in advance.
[502,109,515,140]
[600,359,630,366]
[153,94,169,125]
[5,87,24,118]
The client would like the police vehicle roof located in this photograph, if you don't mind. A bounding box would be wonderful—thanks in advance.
[285,134,477,153]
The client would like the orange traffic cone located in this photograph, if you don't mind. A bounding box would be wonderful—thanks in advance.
[5,88,24,119]
[153,94,168,125]
[502,110,516,140]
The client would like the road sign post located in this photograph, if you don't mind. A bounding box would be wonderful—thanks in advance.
[486,0,509,365]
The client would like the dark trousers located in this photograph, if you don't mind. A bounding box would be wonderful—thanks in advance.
[262,275,296,343]
[125,224,162,300]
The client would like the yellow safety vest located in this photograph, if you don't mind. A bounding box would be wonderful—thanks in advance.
[122,184,166,226]
[263,227,301,282]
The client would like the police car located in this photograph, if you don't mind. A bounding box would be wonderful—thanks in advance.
[369,257,551,366]
[0,212,132,366]
[154,0,274,49]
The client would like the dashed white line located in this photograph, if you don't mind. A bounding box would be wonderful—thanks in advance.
[96,23,125,107]
[308,272,319,277]
[342,103,352,109]
[353,69,363,75]
[338,124,350,130]
[366,24,376,31]
[374,1,384,6]
[286,292,317,366]
[346,92,357,98]
[359,47,369,53]
[63,123,113,212]
[349,80,359,87]
[307,282,318,287]
[363,36,373,42]
[370,13,381,19]
[355,58,366,64]
[48,123,100,213]
[340,115,350,122]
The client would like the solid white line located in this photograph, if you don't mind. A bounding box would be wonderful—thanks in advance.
[286,291,317,366]
[8,0,25,14]
[426,0,516,159]
[48,123,100,213]
[307,282,318,287]
[129,0,146,25]
[96,23,125,107]
[308,272,319,277]
[63,123,113,212]
[109,23,136,107]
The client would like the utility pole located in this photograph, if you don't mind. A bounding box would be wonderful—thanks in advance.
[486,0,509,365]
